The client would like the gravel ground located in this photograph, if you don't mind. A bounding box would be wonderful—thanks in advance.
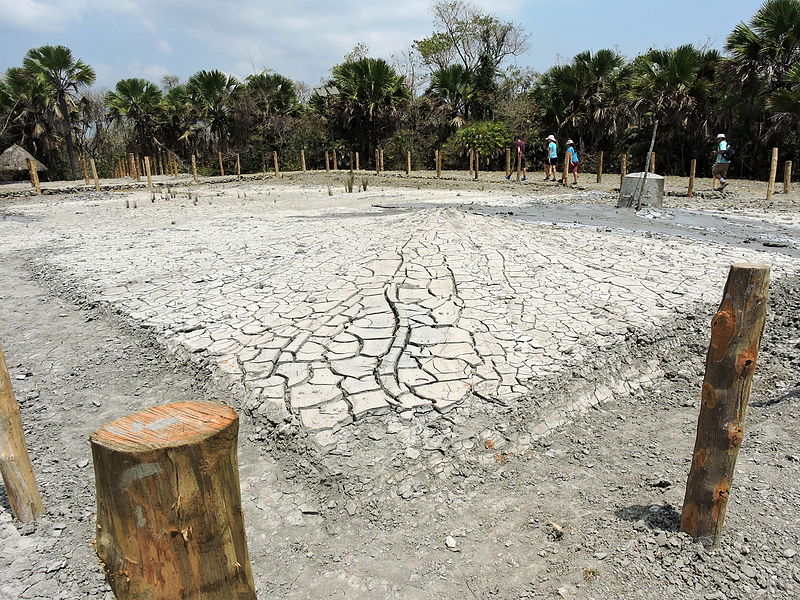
[0,180,798,600]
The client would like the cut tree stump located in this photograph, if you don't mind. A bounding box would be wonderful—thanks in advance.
[681,263,770,548]
[0,346,45,523]
[91,401,256,600]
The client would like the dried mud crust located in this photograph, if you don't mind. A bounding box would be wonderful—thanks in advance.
[0,238,798,600]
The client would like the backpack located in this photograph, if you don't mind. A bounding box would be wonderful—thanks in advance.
[722,145,735,161]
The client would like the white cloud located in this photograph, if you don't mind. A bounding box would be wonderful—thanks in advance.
[156,39,172,53]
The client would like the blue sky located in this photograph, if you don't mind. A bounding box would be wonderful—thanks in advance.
[0,0,764,90]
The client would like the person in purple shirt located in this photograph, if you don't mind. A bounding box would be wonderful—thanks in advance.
[506,135,527,181]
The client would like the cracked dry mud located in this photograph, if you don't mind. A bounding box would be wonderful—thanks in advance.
[0,179,799,600]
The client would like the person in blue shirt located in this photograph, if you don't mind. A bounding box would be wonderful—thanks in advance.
[544,135,558,181]
[711,133,730,190]
[566,139,580,185]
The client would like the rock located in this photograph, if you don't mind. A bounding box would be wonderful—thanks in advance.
[618,172,665,208]
[445,535,458,551]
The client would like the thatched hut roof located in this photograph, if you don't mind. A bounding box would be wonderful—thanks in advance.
[0,145,47,172]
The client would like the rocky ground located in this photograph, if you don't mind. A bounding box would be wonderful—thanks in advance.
[0,174,798,599]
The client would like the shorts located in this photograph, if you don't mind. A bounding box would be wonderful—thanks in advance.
[712,162,729,178]
[546,157,558,166]
[570,161,580,173]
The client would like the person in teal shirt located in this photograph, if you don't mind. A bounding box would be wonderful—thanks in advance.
[566,139,580,185]
[712,133,730,190]
[544,134,558,181]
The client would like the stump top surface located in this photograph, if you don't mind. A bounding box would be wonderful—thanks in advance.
[91,401,237,452]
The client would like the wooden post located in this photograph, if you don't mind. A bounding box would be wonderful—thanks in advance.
[128,154,139,181]
[435,150,441,178]
[562,152,570,185]
[468,149,473,177]
[325,151,330,172]
[81,155,90,184]
[355,151,360,171]
[0,347,45,523]
[688,158,697,198]
[272,151,280,177]
[784,160,792,195]
[474,150,479,180]
[172,153,179,179]
[236,154,242,180]
[90,158,100,191]
[766,147,778,200]
[374,150,379,174]
[379,149,385,173]
[515,152,521,183]
[649,152,656,174]
[620,154,627,187]
[505,147,511,178]
[26,158,42,195]
[191,154,198,183]
[333,149,338,170]
[300,149,307,172]
[144,156,153,188]
[218,151,225,176]
[596,150,603,184]
[681,263,770,548]
[406,150,411,175]
[91,401,256,600]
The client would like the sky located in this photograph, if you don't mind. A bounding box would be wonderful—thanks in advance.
[0,0,765,91]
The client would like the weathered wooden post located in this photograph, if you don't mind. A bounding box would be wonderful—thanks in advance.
[766,147,779,200]
[236,154,242,180]
[515,151,521,183]
[81,155,90,184]
[505,147,511,178]
[596,150,603,184]
[379,149,385,173]
[0,347,45,523]
[91,401,256,600]
[649,152,656,174]
[300,149,307,172]
[172,153,179,179]
[90,158,100,191]
[435,150,441,178]
[688,158,697,198]
[620,153,627,187]
[191,154,198,183]
[144,156,153,188]
[218,151,225,177]
[128,154,139,181]
[355,151,360,171]
[474,150,479,180]
[784,160,792,195]
[374,149,379,174]
[26,158,42,195]
[325,151,330,172]
[333,149,338,170]
[272,151,280,177]
[562,152,569,185]
[406,150,411,175]
[681,263,770,548]
[468,149,473,177]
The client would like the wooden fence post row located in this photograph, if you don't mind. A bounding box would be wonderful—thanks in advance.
[681,263,770,548]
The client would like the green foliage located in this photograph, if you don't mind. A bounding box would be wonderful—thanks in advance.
[451,120,510,159]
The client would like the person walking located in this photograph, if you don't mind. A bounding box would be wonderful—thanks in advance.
[711,133,730,191]
[565,139,580,185]
[544,134,558,181]
[506,135,527,181]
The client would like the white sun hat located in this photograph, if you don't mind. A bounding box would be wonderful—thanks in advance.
[546,135,556,141]
[567,139,574,144]
[717,133,726,138]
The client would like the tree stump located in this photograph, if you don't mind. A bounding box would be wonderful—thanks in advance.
[91,401,256,600]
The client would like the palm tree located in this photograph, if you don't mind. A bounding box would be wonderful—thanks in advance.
[22,45,95,179]
[186,70,238,153]
[628,45,720,171]
[766,62,800,135]
[313,57,409,162]
[428,64,477,126]
[105,78,163,154]
[1,67,60,163]
[245,71,298,116]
